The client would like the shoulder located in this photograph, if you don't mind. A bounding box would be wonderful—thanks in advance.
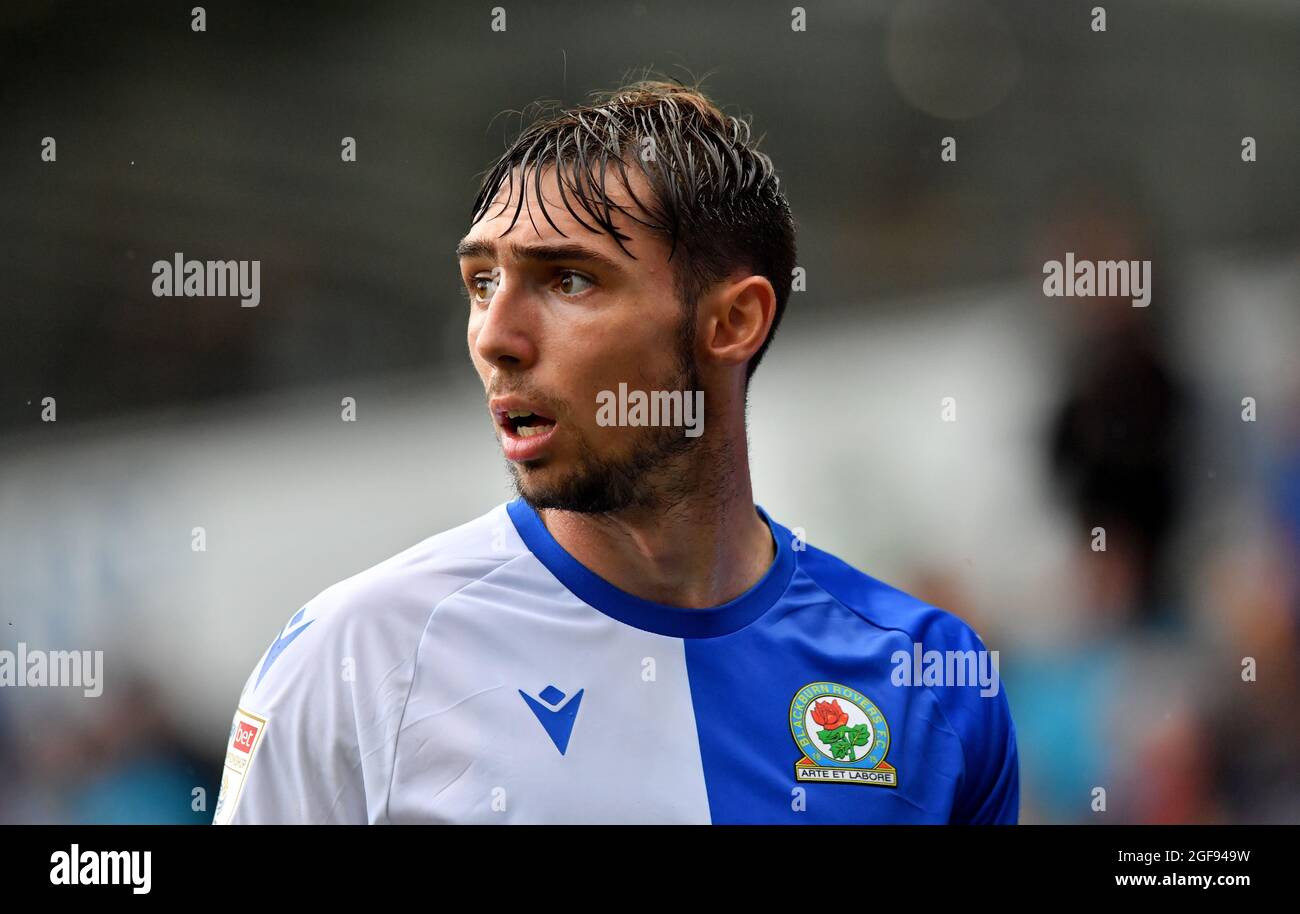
[788,532,1019,823]
[792,535,990,656]
[218,501,530,822]
[300,499,524,632]
[241,500,525,702]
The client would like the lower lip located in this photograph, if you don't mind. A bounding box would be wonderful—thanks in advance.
[500,422,558,461]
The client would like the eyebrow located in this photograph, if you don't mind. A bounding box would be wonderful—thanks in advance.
[455,239,628,275]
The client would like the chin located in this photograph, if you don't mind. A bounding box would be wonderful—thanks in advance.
[509,460,567,499]
[510,465,623,515]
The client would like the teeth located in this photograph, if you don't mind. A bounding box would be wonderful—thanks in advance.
[517,424,547,438]
[506,409,533,419]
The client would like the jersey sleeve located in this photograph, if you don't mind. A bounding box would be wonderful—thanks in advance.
[950,683,1019,824]
[943,626,1020,825]
[213,602,368,824]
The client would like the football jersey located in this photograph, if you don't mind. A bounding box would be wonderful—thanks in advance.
[213,499,1018,824]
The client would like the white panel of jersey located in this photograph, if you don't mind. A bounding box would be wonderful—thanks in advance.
[215,503,710,823]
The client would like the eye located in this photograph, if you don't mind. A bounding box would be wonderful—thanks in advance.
[469,271,498,304]
[557,270,594,296]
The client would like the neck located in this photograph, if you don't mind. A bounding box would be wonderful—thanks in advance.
[539,421,775,609]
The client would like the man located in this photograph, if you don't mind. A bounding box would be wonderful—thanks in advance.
[214,81,1018,824]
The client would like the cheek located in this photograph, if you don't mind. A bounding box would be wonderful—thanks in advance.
[567,341,651,404]
[466,305,484,340]
[594,304,663,351]
[601,313,683,375]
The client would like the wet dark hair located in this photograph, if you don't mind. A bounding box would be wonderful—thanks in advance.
[469,79,797,380]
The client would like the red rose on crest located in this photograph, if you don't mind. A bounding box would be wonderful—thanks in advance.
[811,699,849,730]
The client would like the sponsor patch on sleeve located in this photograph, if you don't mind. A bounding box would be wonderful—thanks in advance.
[213,706,269,825]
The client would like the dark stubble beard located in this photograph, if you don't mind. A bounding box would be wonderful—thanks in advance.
[508,314,714,515]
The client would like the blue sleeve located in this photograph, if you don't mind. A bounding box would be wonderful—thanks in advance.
[950,682,1020,824]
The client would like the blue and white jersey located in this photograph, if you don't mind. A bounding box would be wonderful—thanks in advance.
[213,500,1018,824]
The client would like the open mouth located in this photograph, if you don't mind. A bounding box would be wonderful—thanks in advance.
[500,408,557,439]
[490,398,560,461]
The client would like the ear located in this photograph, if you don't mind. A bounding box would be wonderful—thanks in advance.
[699,274,776,372]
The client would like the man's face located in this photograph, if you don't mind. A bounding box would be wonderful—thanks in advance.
[459,164,701,513]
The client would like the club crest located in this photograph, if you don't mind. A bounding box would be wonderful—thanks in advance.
[790,681,898,787]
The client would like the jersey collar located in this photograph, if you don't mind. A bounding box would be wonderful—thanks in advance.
[507,497,795,639]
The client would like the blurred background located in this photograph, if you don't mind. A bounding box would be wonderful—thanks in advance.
[1,0,1297,823]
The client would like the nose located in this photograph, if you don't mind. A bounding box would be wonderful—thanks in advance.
[471,270,538,370]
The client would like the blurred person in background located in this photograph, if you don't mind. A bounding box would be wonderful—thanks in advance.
[1043,182,1193,631]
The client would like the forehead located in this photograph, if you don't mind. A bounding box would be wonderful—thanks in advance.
[462,162,668,263]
